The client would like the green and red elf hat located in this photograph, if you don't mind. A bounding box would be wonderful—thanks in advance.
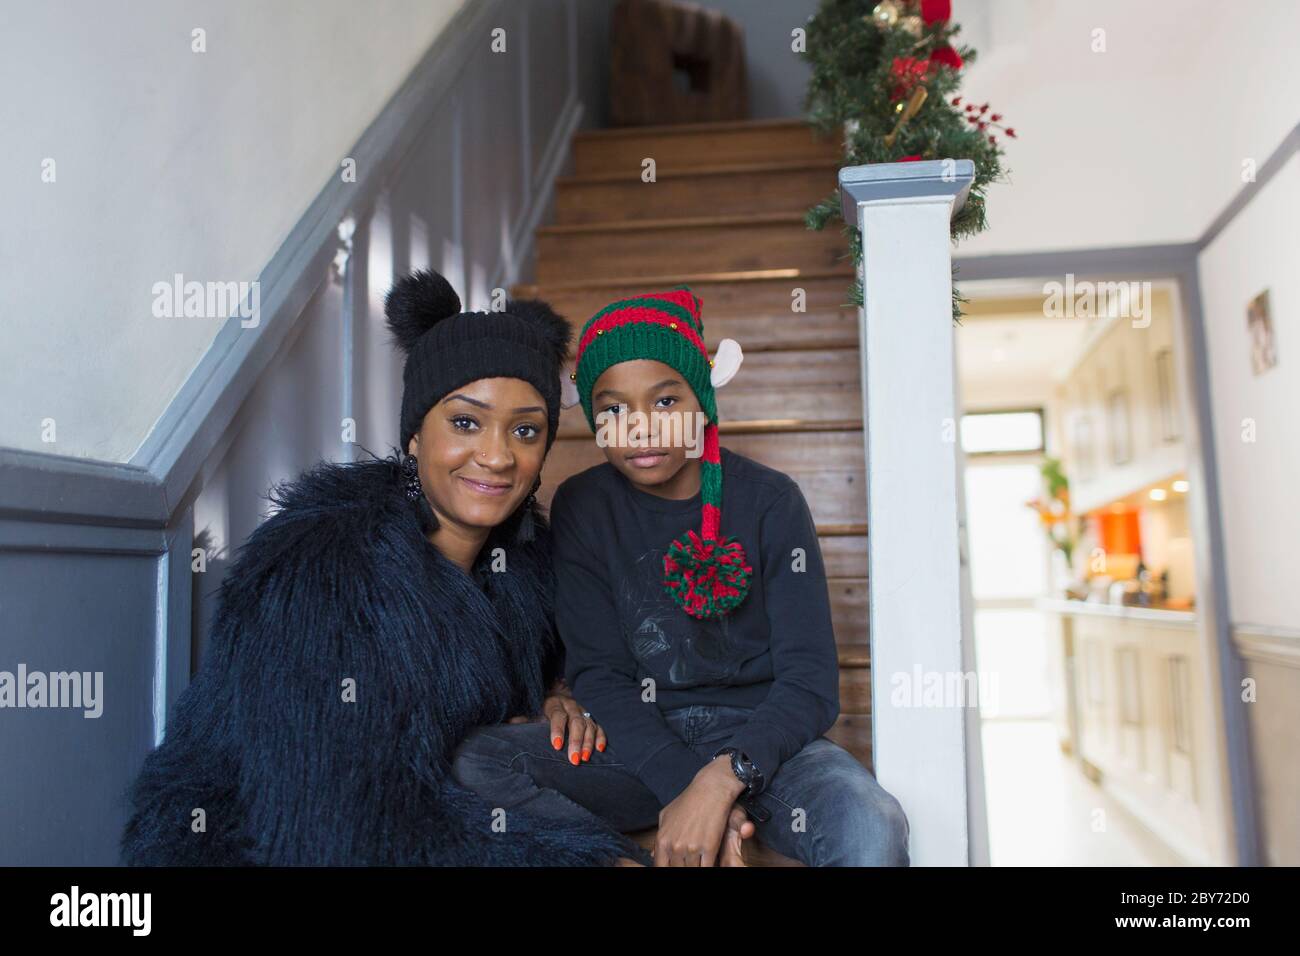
[567,286,750,620]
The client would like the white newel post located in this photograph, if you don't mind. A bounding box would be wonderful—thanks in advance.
[839,160,989,867]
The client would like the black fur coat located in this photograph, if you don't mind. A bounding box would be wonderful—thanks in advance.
[120,454,636,866]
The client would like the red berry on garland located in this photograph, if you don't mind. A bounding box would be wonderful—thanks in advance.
[1006,128,1017,138]
[952,96,962,105]
[991,113,1002,122]
[920,0,952,25]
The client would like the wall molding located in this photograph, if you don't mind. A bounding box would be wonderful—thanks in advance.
[1233,624,1300,669]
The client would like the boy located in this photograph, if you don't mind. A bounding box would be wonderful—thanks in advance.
[451,287,909,866]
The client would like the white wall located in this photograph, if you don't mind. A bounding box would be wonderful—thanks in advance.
[1197,153,1300,631]
[0,0,467,463]
[960,0,1300,256]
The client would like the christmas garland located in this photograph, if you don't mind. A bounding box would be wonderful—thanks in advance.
[800,0,1014,321]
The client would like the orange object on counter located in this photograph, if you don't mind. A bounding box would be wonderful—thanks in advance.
[1093,508,1142,556]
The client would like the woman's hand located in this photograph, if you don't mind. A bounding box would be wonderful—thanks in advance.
[543,693,607,765]
[506,680,607,764]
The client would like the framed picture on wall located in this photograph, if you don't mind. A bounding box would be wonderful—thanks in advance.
[1107,388,1132,465]
[1247,288,1277,376]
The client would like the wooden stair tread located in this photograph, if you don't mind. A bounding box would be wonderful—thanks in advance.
[558,158,839,186]
[838,643,871,669]
[536,211,808,236]
[572,120,840,176]
[573,117,832,140]
[511,266,852,296]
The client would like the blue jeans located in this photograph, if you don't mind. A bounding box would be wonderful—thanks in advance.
[450,703,910,866]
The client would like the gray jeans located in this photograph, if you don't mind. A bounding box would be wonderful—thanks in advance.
[450,702,910,866]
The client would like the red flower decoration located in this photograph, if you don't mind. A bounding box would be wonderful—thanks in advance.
[888,56,932,100]
[921,0,952,25]
[899,155,923,162]
[929,44,963,71]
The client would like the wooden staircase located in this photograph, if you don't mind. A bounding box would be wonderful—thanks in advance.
[513,118,869,866]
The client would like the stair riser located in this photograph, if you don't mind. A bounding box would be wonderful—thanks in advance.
[552,307,861,355]
[536,220,848,283]
[555,165,838,225]
[827,713,872,767]
[573,124,841,176]
[829,580,869,647]
[513,274,855,322]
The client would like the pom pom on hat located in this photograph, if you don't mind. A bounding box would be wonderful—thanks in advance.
[500,297,572,365]
[384,269,462,353]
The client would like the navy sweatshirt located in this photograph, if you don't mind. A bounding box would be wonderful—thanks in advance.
[550,446,841,807]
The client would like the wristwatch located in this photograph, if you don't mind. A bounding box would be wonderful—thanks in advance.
[711,746,765,797]
[712,746,771,823]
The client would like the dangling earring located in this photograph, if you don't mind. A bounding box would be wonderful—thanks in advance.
[402,452,440,533]
[401,452,423,501]
[513,476,543,544]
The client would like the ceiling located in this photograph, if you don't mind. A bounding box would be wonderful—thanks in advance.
[955,0,1300,256]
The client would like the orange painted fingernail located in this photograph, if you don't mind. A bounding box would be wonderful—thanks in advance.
[582,749,592,761]
[570,751,580,765]
[597,741,606,752]
[553,736,563,750]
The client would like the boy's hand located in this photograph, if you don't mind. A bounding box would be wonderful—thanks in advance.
[653,755,748,866]
[720,804,755,867]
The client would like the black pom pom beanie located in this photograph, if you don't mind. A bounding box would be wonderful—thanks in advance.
[384,269,572,454]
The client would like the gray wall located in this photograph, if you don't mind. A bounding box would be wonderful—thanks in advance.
[698,0,819,120]
[0,0,609,866]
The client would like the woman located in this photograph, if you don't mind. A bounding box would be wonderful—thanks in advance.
[119,269,644,866]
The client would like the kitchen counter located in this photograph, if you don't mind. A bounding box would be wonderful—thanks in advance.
[1037,596,1196,627]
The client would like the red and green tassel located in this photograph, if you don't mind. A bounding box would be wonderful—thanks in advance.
[661,422,752,619]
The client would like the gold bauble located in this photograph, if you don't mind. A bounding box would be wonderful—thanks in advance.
[900,15,923,36]
[871,1,900,27]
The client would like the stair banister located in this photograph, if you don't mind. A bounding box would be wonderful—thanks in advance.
[838,159,989,866]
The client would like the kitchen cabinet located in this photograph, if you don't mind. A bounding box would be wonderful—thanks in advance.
[1059,289,1187,512]
[1041,599,1214,865]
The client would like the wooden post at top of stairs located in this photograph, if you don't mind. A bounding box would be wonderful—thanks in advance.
[838,159,989,867]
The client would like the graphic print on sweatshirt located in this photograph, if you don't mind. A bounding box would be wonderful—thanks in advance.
[619,547,741,686]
